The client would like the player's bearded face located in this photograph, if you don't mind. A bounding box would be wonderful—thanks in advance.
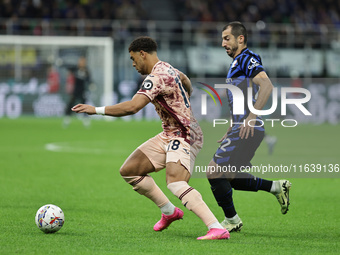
[222,27,239,58]
[226,40,238,58]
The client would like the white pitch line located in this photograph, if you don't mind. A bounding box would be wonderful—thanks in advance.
[45,142,112,154]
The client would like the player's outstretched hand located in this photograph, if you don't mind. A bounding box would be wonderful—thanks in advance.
[71,104,96,115]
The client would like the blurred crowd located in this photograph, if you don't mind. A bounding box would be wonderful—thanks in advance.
[0,0,147,20]
[176,0,340,26]
[1,0,339,47]
[1,0,340,26]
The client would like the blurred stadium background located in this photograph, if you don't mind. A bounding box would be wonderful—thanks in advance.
[0,0,339,123]
[1,1,339,254]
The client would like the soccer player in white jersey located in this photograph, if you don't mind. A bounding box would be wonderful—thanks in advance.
[72,36,229,240]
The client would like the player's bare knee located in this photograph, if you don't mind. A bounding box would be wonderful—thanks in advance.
[119,167,127,177]
[119,163,133,177]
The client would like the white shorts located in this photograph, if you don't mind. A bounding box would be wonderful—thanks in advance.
[138,132,201,174]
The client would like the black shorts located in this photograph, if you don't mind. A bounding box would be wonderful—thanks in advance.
[213,128,264,169]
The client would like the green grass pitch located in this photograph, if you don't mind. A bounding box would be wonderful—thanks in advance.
[0,117,339,254]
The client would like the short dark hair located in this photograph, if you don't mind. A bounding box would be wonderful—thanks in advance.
[223,21,248,44]
[128,36,158,53]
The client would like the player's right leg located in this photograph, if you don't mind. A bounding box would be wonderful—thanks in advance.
[225,131,291,214]
[120,148,171,209]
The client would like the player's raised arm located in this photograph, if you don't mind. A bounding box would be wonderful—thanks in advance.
[72,93,150,117]
[179,71,193,97]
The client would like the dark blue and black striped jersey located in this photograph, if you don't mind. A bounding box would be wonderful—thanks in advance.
[226,48,265,132]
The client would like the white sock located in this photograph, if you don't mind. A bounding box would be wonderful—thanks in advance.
[208,221,224,230]
[270,181,280,194]
[160,202,175,215]
[226,214,241,223]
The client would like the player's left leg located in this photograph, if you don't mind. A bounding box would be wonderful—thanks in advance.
[165,161,229,240]
[207,160,243,232]
[163,139,229,240]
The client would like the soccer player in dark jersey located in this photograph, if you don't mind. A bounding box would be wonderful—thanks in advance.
[63,57,91,127]
[207,21,291,232]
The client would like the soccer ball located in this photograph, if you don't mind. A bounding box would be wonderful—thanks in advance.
[35,204,65,233]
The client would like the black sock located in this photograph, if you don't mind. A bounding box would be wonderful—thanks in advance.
[230,172,272,192]
[208,178,237,218]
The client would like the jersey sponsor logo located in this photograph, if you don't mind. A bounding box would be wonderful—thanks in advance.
[231,60,238,68]
[248,57,260,69]
[141,79,153,90]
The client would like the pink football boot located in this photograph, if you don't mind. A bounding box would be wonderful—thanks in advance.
[197,228,230,240]
[153,207,184,231]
